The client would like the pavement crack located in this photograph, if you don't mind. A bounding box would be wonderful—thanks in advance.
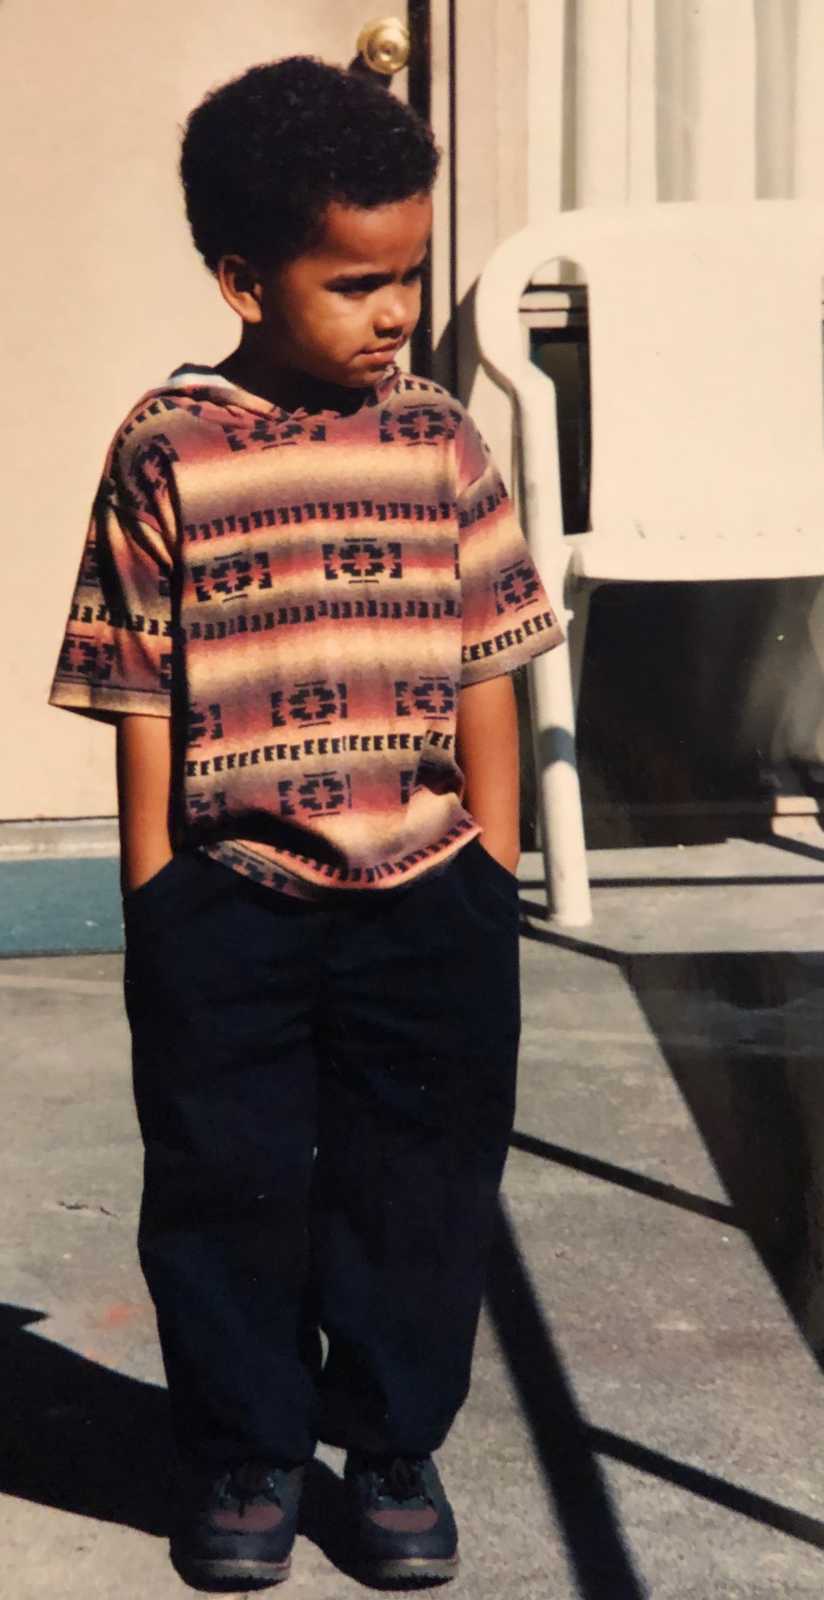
[56,1201,118,1217]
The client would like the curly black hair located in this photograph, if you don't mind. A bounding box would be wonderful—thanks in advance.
[180,56,440,274]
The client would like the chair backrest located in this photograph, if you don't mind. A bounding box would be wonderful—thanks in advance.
[476,202,824,577]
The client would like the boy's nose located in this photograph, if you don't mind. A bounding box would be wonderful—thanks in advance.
[374,291,410,337]
[374,309,405,338]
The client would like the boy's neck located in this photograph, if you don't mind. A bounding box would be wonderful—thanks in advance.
[215,345,372,416]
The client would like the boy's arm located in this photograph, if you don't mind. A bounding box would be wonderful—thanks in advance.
[456,675,520,873]
[116,715,174,894]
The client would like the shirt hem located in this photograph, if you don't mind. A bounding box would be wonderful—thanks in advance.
[460,620,565,686]
[199,818,483,898]
[48,686,172,723]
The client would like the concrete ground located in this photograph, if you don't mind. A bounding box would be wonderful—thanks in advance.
[5,837,824,1597]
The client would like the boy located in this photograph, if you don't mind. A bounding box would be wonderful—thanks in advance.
[50,57,562,1590]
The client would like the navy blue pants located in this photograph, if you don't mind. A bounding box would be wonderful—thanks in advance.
[124,840,520,1471]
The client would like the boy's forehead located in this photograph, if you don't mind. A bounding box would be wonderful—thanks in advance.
[309,195,432,266]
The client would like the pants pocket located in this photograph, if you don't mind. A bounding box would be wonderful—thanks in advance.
[123,852,185,908]
[122,850,211,944]
[474,839,519,892]
[461,839,520,922]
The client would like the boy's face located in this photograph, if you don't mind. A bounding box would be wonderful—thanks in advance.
[250,192,433,389]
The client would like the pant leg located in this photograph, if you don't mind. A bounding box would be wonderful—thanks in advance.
[124,852,326,1471]
[312,839,521,1456]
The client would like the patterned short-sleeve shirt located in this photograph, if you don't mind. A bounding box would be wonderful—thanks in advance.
[50,365,563,895]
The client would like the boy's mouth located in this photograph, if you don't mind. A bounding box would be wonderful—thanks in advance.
[361,341,403,359]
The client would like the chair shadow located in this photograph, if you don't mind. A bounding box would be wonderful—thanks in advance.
[519,917,824,1334]
[503,920,824,1591]
[625,948,824,1307]
[487,1195,824,1600]
[485,1202,649,1599]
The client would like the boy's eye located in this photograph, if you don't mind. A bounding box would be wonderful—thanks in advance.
[329,263,427,297]
[333,281,374,297]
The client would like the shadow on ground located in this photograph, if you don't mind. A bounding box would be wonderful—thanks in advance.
[0,1303,350,1570]
[0,1303,171,1535]
[7,845,824,1595]
[8,1173,824,1600]
[518,905,824,1350]
[486,1198,824,1600]
[504,866,824,1593]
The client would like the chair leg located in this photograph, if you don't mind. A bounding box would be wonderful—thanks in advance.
[567,586,592,713]
[529,593,592,927]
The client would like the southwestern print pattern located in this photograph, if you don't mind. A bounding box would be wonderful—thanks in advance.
[50,367,562,896]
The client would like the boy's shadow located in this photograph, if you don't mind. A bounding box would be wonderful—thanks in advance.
[0,1302,351,1569]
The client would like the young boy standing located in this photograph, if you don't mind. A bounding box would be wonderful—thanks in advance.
[50,57,562,1590]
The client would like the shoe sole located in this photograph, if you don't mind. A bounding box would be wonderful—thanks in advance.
[360,1553,460,1586]
[173,1553,292,1589]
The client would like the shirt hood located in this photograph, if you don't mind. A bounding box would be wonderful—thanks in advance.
[155,361,400,421]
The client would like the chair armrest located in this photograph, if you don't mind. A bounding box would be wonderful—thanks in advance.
[516,361,569,585]
[476,255,568,586]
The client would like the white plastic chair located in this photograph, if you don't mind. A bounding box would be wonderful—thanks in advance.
[476,201,824,925]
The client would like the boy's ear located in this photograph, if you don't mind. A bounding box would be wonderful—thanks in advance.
[216,255,265,324]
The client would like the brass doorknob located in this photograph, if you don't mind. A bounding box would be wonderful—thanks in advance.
[356,17,411,76]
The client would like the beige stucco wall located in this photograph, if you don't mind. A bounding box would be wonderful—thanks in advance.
[2,0,386,820]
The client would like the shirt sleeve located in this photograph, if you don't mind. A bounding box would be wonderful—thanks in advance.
[456,413,564,687]
[48,444,175,723]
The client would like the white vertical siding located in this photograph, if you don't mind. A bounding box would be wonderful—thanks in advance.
[574,0,632,204]
[627,0,658,202]
[754,0,796,196]
[692,0,757,198]
[527,0,566,218]
[521,0,824,208]
[795,0,824,197]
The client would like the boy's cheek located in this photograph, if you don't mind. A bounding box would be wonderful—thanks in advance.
[305,305,358,349]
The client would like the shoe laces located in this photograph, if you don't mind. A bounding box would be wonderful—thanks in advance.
[368,1456,430,1505]
[218,1461,284,1516]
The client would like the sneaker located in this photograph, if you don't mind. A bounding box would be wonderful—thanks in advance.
[171,1460,304,1589]
[344,1453,459,1585]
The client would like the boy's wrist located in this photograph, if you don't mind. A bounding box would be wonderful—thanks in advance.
[116,716,174,894]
